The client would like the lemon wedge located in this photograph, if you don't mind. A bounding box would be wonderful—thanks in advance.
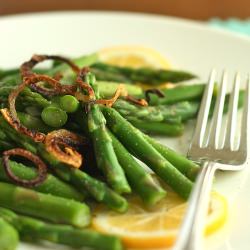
[92,191,228,249]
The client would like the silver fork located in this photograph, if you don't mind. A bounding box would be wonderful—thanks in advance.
[173,70,250,250]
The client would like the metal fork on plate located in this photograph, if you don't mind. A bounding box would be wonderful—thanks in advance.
[173,70,250,250]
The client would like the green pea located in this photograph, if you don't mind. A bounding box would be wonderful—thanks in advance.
[60,95,79,113]
[41,106,68,128]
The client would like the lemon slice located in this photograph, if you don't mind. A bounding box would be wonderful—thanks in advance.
[98,45,171,69]
[92,191,228,249]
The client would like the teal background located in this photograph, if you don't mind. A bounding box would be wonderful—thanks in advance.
[210,19,250,36]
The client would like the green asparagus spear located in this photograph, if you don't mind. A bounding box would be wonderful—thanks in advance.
[55,166,128,213]
[0,207,123,250]
[147,84,209,105]
[143,135,200,181]
[114,90,245,136]
[0,218,19,250]
[88,110,131,193]
[102,107,193,199]
[219,90,245,114]
[109,131,166,205]
[111,96,188,136]
[86,72,131,194]
[113,99,200,124]
[92,67,130,83]
[92,62,196,85]
[19,87,51,107]
[128,118,184,136]
[0,182,90,227]
[0,158,84,201]
[98,81,143,98]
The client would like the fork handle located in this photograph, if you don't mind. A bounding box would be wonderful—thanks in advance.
[172,161,217,250]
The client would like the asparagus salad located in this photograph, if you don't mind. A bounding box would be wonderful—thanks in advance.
[0,46,232,250]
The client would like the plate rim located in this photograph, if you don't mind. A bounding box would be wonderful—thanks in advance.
[1,10,250,44]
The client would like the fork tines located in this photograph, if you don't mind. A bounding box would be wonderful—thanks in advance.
[188,70,250,164]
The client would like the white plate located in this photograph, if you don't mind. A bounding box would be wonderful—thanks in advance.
[0,11,250,250]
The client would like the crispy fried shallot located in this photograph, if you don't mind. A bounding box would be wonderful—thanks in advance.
[45,130,83,168]
[27,74,77,97]
[21,54,79,78]
[21,55,79,97]
[2,148,48,187]
[8,81,29,122]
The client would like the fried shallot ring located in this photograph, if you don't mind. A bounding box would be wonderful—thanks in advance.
[20,54,80,78]
[21,55,79,97]
[1,109,45,142]
[47,129,86,147]
[2,148,48,188]
[144,88,165,103]
[8,81,29,122]
[27,74,77,97]
[45,129,83,168]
